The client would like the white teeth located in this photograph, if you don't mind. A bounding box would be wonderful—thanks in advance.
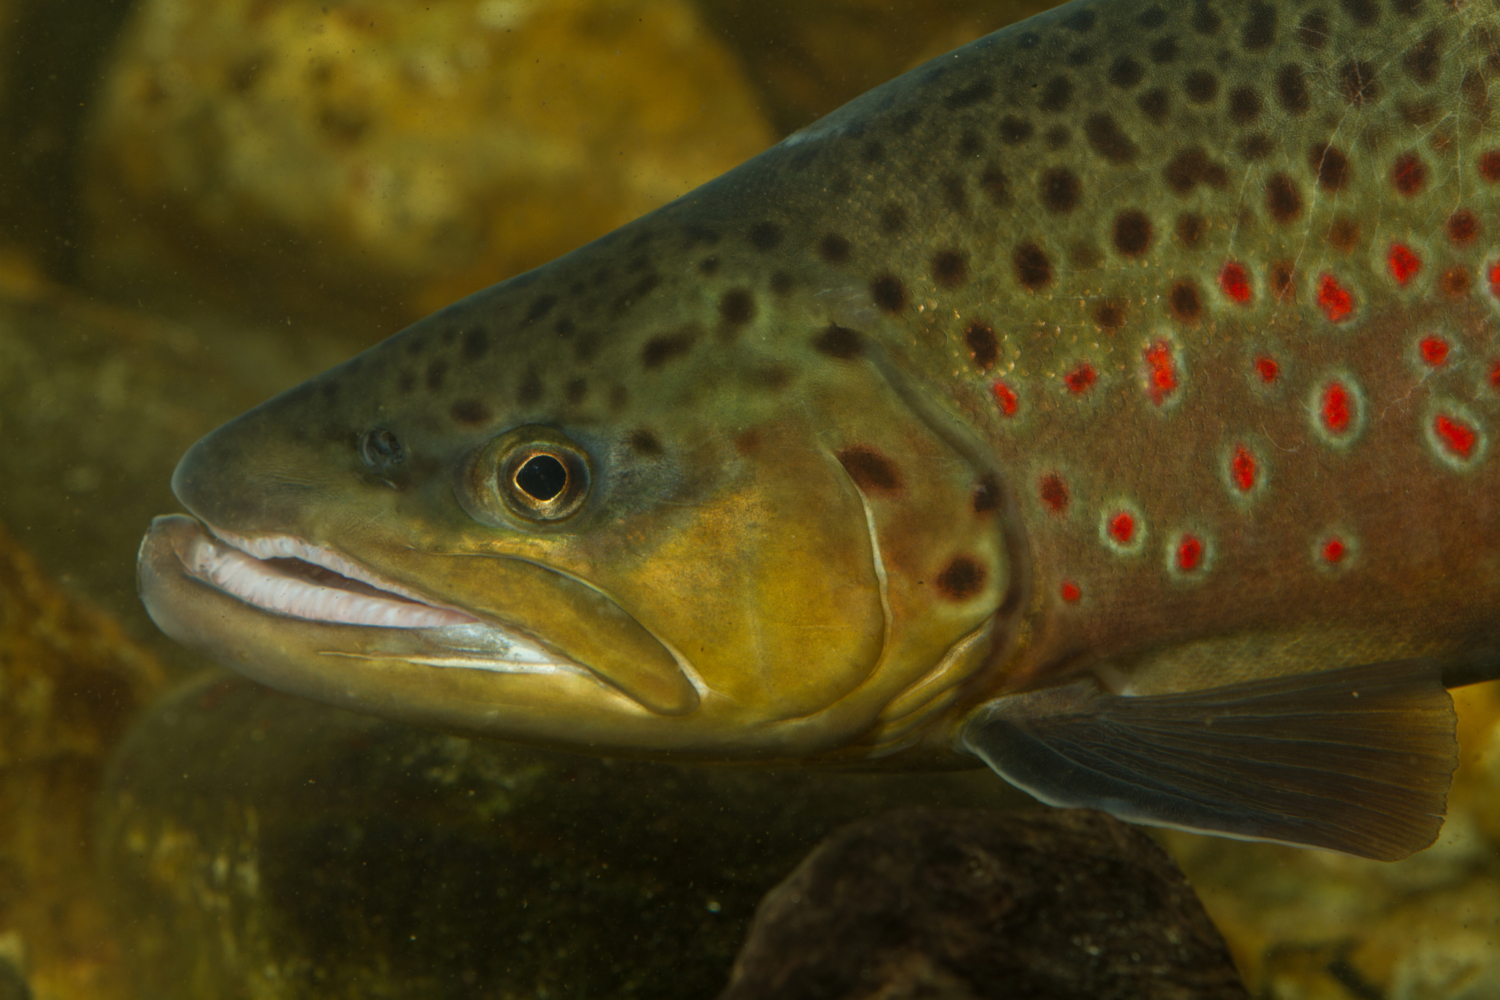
[183,530,476,629]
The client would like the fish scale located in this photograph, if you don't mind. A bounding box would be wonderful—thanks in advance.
[139,0,1500,861]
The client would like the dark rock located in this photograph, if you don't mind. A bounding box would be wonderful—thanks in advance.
[720,808,1249,1000]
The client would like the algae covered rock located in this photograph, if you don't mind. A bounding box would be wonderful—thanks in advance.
[83,0,776,337]
[720,808,1248,1000]
[100,672,1025,999]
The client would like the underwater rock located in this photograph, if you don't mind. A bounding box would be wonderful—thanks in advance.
[0,518,163,1000]
[82,0,775,338]
[100,671,1027,1000]
[720,808,1248,1000]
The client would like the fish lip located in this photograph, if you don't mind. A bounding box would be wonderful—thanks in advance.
[149,514,590,679]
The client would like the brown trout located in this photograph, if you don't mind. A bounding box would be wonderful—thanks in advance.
[137,0,1500,861]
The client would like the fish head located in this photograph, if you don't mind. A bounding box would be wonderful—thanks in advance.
[139,214,1025,764]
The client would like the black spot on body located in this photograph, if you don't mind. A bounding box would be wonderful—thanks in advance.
[1014,243,1053,290]
[1085,114,1138,163]
[1094,299,1127,329]
[1176,213,1206,246]
[524,294,558,326]
[425,360,447,392]
[720,289,756,327]
[1138,6,1168,28]
[1064,8,1096,31]
[1113,210,1154,256]
[946,78,995,109]
[837,446,903,493]
[1109,57,1145,88]
[1266,173,1303,222]
[998,115,1033,144]
[1404,31,1442,85]
[965,321,998,371]
[1229,86,1262,124]
[641,331,695,369]
[1168,279,1204,322]
[1040,168,1081,212]
[1039,75,1072,112]
[451,400,489,425]
[1149,37,1179,63]
[820,234,851,264]
[872,275,908,313]
[1164,147,1228,193]
[1138,89,1170,124]
[1241,3,1277,50]
[1192,1,1221,33]
[461,327,489,361]
[932,251,968,289]
[749,222,783,251]
[1044,126,1070,149]
[815,324,863,359]
[1339,61,1379,106]
[627,429,662,456]
[1340,0,1379,27]
[612,273,661,316]
[1310,143,1350,190]
[935,556,986,601]
[1298,11,1330,48]
[1242,133,1274,159]
[1276,64,1309,114]
[1184,70,1218,103]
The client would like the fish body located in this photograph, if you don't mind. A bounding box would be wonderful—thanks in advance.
[140,0,1500,859]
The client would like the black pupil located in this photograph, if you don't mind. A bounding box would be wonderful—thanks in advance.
[515,454,568,502]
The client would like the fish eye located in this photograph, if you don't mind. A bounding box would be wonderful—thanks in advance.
[460,427,592,526]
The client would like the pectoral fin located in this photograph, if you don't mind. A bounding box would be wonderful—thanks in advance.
[960,659,1458,861]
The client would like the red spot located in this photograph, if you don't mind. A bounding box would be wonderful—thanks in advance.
[1388,243,1422,286]
[1322,382,1353,434]
[1322,538,1347,565]
[1435,414,1479,458]
[1039,474,1070,513]
[1254,355,1280,384]
[1317,273,1355,322]
[1142,339,1179,406]
[1230,443,1257,492]
[1420,336,1450,367]
[1060,581,1082,603]
[1488,262,1500,300]
[1481,150,1500,182]
[991,380,1020,416]
[1448,210,1480,247]
[1108,511,1137,545]
[1489,359,1500,389]
[1392,152,1427,196]
[1065,363,1097,394]
[1218,261,1252,303]
[1176,535,1205,572]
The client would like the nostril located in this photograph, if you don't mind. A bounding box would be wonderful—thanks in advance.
[360,428,404,472]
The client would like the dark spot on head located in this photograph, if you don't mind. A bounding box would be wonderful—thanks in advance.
[1309,143,1350,190]
[837,445,903,493]
[770,272,793,296]
[1110,56,1145,88]
[1039,474,1070,514]
[972,475,1000,514]
[1138,88,1171,123]
[1093,299,1128,330]
[965,320,998,371]
[998,115,1033,144]
[1164,147,1229,194]
[1441,266,1473,298]
[1113,210,1154,256]
[565,377,588,404]
[748,222,783,251]
[1014,243,1053,291]
[1448,209,1480,246]
[1229,86,1262,125]
[1176,213,1207,247]
[1297,10,1329,49]
[945,78,995,110]
[698,256,720,276]
[1192,0,1222,33]
[517,369,543,407]
[1242,133,1275,159]
[1138,6,1168,28]
[880,205,907,234]
[1064,8,1096,31]
[1149,37,1179,63]
[935,555,986,601]
[461,326,489,361]
[524,294,558,326]
[641,331,696,369]
[720,288,756,327]
[959,130,984,156]
[1266,172,1303,223]
[1340,0,1379,28]
[1339,60,1379,106]
[932,251,968,289]
[814,324,862,359]
[1084,114,1138,163]
[1328,215,1361,251]
[451,400,490,425]
[1040,167,1082,212]
[1401,31,1442,88]
[627,429,663,456]
[1168,278,1204,323]
[941,173,969,213]
[980,165,1010,205]
[1276,64,1310,114]
[871,274,908,313]
[1184,70,1218,104]
[1270,260,1296,300]
[1242,2,1277,50]
[425,359,448,392]
[1039,75,1072,113]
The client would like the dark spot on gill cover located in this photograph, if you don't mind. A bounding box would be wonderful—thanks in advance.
[972,475,1000,514]
[814,324,863,359]
[936,556,986,601]
[627,429,663,456]
[641,330,696,369]
[837,446,903,493]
